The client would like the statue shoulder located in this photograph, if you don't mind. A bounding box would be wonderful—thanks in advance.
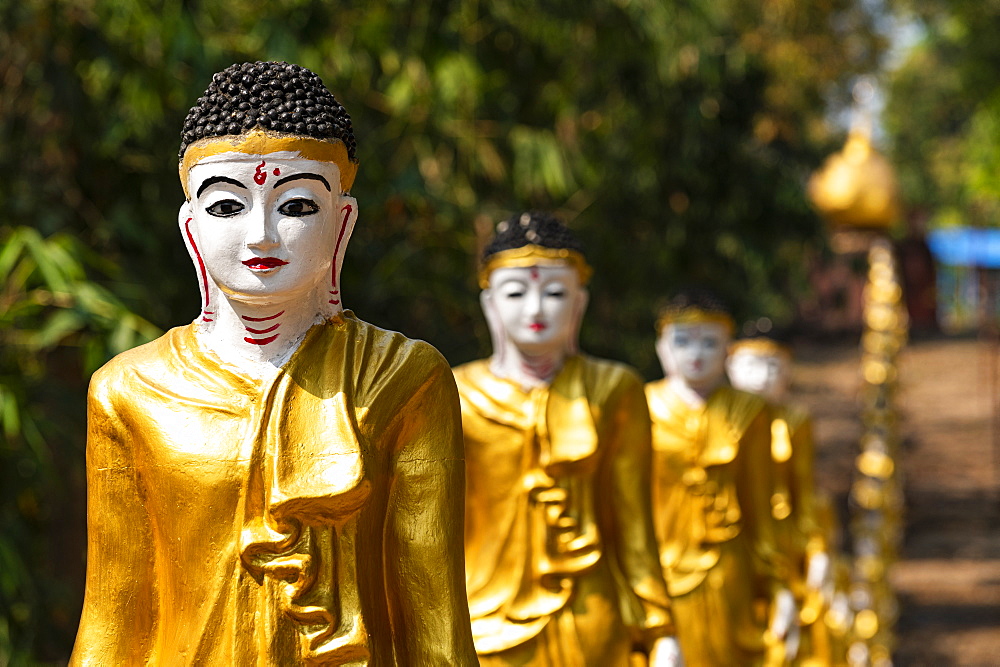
[576,354,645,395]
[709,386,769,434]
[451,357,491,388]
[339,315,455,396]
[777,403,811,432]
[88,325,191,409]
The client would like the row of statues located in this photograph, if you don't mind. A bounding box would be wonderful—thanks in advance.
[70,62,849,666]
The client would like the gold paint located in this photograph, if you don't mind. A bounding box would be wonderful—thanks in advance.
[646,381,788,664]
[770,494,792,521]
[72,313,478,665]
[770,418,793,463]
[854,610,879,640]
[179,128,359,198]
[856,450,894,480]
[478,245,593,288]
[807,130,900,230]
[655,307,735,335]
[456,356,673,664]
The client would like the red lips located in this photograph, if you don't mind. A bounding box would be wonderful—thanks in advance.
[242,257,288,270]
[528,322,547,332]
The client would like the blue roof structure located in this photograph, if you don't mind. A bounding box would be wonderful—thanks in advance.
[927,228,1000,268]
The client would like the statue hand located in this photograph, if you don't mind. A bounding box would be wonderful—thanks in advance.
[769,588,797,639]
[649,636,684,667]
[806,551,832,592]
[769,588,800,661]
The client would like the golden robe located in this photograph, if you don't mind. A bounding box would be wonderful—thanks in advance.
[770,407,825,585]
[454,356,673,667]
[645,381,785,667]
[71,312,478,666]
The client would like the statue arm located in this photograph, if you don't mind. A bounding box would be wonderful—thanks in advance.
[605,372,675,646]
[70,370,157,666]
[792,418,827,560]
[738,409,790,594]
[384,348,478,665]
[738,410,798,643]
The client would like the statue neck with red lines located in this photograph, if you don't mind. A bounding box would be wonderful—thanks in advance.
[194,283,335,376]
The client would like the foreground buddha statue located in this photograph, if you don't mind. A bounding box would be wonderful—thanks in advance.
[645,289,796,666]
[71,61,477,665]
[454,212,680,666]
[726,328,834,666]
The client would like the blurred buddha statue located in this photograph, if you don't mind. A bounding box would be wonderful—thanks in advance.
[727,326,833,665]
[645,289,796,666]
[71,61,477,666]
[454,211,681,666]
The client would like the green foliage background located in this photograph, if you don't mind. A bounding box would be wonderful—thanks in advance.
[0,0,885,661]
[885,2,1000,231]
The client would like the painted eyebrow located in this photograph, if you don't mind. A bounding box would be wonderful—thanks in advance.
[197,176,247,198]
[272,173,331,192]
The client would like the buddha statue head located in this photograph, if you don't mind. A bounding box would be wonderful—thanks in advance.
[726,325,793,403]
[655,288,734,396]
[478,211,592,382]
[177,61,360,326]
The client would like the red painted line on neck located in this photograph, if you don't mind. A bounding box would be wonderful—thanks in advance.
[244,334,280,345]
[244,323,280,335]
[241,310,285,322]
[329,299,341,305]
[184,217,210,311]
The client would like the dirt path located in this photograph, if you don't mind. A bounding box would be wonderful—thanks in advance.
[794,336,1000,666]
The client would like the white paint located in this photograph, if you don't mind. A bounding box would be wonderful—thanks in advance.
[726,347,791,403]
[655,322,730,405]
[178,151,358,374]
[481,264,588,388]
[770,587,799,659]
[649,636,684,666]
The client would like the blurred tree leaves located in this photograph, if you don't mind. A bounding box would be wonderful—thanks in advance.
[884,1,1000,229]
[0,0,885,660]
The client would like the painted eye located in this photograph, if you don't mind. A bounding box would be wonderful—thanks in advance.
[504,290,525,299]
[545,289,566,298]
[205,199,244,217]
[278,198,320,217]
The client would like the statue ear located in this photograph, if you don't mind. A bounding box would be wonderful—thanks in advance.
[480,288,507,360]
[655,329,676,377]
[330,195,358,294]
[178,201,217,322]
[567,287,589,355]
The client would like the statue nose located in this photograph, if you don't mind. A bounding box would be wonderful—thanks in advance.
[246,208,280,251]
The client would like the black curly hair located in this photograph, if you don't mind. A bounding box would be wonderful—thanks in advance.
[482,211,585,261]
[178,61,357,161]
[663,287,732,317]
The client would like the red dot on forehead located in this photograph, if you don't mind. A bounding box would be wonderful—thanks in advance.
[530,267,540,280]
[253,161,268,185]
[273,168,280,176]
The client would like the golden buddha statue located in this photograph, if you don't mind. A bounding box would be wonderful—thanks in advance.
[726,328,833,665]
[454,212,679,666]
[645,289,795,666]
[70,61,477,665]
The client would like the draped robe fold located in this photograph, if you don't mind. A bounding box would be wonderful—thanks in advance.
[645,381,786,667]
[456,356,673,667]
[71,313,477,666]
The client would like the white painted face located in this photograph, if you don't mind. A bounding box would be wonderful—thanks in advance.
[180,152,357,306]
[656,322,730,390]
[482,264,587,356]
[727,348,790,402]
